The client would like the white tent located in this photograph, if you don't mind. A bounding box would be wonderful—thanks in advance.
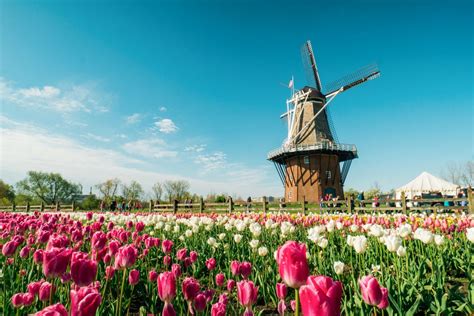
[395,171,459,199]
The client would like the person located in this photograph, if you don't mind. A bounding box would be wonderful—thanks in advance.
[460,191,467,207]
[357,191,365,207]
[121,201,126,212]
[279,197,286,213]
[99,200,105,211]
[246,196,252,213]
[110,200,117,212]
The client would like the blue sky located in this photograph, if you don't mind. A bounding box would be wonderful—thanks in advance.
[0,0,472,197]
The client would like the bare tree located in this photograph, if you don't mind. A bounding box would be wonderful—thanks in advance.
[95,178,121,202]
[163,180,190,202]
[122,180,144,202]
[460,161,474,187]
[152,182,163,201]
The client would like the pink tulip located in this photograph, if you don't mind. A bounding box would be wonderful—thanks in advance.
[91,231,107,250]
[216,273,225,287]
[211,302,227,316]
[227,279,236,292]
[22,293,35,306]
[19,246,30,258]
[177,248,187,261]
[377,287,389,309]
[276,241,309,288]
[148,269,158,282]
[276,283,287,299]
[105,266,115,280]
[299,275,343,316]
[39,282,55,302]
[237,280,258,311]
[230,260,240,276]
[182,277,201,301]
[162,302,176,316]
[171,263,182,277]
[34,303,68,316]
[11,293,23,308]
[28,280,43,296]
[194,293,207,312]
[163,255,171,266]
[219,293,229,305]
[70,252,97,287]
[42,248,72,278]
[135,221,145,232]
[157,271,176,303]
[239,262,252,279]
[206,258,216,270]
[129,269,140,285]
[70,286,102,316]
[114,245,138,270]
[33,249,44,264]
[359,275,383,306]
[278,300,287,315]
[190,251,198,263]
[162,240,173,254]
[2,240,19,257]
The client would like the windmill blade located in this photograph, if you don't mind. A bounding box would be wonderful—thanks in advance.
[324,63,380,97]
[301,40,323,91]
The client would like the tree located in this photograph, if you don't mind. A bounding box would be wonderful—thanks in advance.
[122,181,144,202]
[95,179,121,203]
[152,182,163,201]
[80,195,100,210]
[0,180,15,204]
[16,171,81,204]
[344,187,359,198]
[163,180,190,202]
[441,160,474,187]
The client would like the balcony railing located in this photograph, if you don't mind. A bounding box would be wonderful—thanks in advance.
[267,141,357,159]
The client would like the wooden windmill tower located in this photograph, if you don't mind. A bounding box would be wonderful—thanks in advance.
[268,40,380,203]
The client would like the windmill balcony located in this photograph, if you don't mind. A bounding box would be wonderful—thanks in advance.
[267,141,358,162]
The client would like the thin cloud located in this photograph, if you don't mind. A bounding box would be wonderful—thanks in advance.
[82,133,111,142]
[194,152,227,172]
[125,113,141,124]
[184,144,206,153]
[159,106,167,112]
[122,138,178,159]
[0,77,110,113]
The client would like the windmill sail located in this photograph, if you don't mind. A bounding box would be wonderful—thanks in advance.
[301,41,323,92]
[324,63,380,97]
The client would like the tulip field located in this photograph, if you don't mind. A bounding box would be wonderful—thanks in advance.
[0,211,473,315]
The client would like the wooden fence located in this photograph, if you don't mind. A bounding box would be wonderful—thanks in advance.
[0,188,472,214]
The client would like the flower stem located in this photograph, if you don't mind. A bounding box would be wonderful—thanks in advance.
[294,288,299,316]
[116,269,127,316]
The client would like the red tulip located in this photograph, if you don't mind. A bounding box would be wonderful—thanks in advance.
[34,303,68,316]
[20,246,30,258]
[70,286,102,316]
[157,271,176,303]
[135,221,145,232]
[237,280,258,308]
[129,269,140,285]
[211,302,227,316]
[22,293,35,306]
[276,241,309,288]
[70,252,97,287]
[216,273,225,287]
[114,245,138,270]
[359,275,383,306]
[299,275,343,316]
[11,293,23,308]
[206,258,216,270]
[172,263,182,277]
[377,287,389,309]
[33,249,44,264]
[42,248,72,278]
[182,277,201,301]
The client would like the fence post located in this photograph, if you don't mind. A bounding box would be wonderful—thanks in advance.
[149,200,153,212]
[301,196,306,215]
[401,192,407,214]
[41,201,44,212]
[468,187,474,214]
[228,197,234,213]
[26,201,30,212]
[347,196,352,213]
[262,196,267,213]
[72,201,76,212]
[173,200,178,214]
[55,202,60,212]
[199,197,204,213]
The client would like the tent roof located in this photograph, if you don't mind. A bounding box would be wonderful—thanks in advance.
[395,171,459,194]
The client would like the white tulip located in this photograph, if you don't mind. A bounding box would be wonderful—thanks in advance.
[397,224,412,238]
[218,233,226,240]
[207,237,217,247]
[234,234,242,243]
[434,234,444,246]
[396,246,406,257]
[414,228,434,244]
[258,246,268,256]
[249,239,260,249]
[384,235,402,252]
[318,238,328,249]
[467,228,474,243]
[333,261,345,275]
[352,236,368,254]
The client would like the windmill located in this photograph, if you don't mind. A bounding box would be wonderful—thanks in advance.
[268,40,380,203]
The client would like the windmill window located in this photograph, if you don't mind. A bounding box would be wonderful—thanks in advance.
[326,170,332,179]
[304,156,310,165]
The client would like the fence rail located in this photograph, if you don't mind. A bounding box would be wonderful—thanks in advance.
[1,188,473,214]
